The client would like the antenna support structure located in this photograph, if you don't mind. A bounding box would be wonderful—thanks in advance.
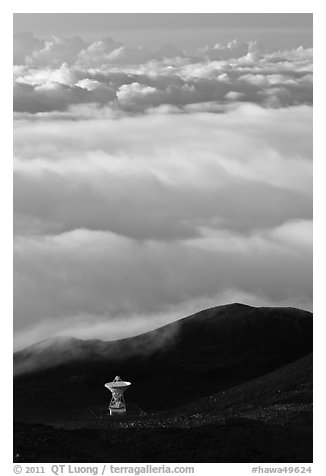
[104,376,131,416]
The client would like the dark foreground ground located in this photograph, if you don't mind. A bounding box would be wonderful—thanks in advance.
[14,414,312,463]
[14,304,313,462]
[14,354,312,463]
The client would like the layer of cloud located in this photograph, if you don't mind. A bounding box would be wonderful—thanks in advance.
[14,105,312,239]
[14,33,313,114]
[14,104,312,349]
[13,33,313,350]
[13,237,313,356]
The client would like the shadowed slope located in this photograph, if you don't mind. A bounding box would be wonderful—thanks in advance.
[14,353,312,462]
[14,303,312,421]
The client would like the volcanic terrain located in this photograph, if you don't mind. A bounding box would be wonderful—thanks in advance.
[13,303,313,463]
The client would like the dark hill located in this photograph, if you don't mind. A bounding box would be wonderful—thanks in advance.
[14,303,312,423]
[14,353,312,462]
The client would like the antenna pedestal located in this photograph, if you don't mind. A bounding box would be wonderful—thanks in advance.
[104,376,131,416]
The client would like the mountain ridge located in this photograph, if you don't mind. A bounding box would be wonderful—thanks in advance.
[14,302,312,372]
[14,302,312,419]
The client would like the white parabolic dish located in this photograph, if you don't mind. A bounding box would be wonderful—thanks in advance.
[105,377,131,394]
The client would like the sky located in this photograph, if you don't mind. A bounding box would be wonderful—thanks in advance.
[14,13,313,49]
[13,13,313,350]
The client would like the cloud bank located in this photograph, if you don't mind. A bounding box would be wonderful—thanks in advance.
[13,32,313,350]
[14,33,312,114]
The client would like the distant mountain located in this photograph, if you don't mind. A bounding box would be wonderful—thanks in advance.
[14,303,312,423]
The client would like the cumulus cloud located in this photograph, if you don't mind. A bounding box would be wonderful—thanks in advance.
[13,31,45,64]
[13,81,96,113]
[202,39,251,60]
[13,32,313,350]
[75,37,123,67]
[13,33,313,114]
[25,35,87,67]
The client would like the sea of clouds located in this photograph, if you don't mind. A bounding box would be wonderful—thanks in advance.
[13,32,313,350]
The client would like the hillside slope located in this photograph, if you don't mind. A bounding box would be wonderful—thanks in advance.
[14,303,313,422]
[14,353,312,462]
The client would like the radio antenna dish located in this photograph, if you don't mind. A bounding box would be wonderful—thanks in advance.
[104,376,131,415]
